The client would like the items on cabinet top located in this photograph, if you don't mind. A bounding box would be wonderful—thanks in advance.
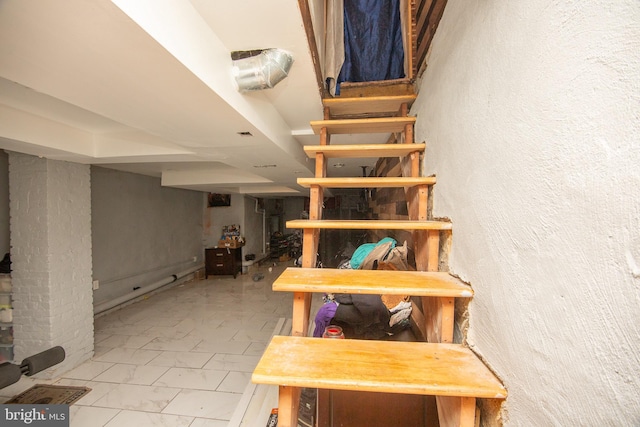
[219,224,245,248]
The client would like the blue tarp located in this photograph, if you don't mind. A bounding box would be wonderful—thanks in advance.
[337,0,405,93]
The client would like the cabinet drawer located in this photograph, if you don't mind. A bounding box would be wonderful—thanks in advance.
[212,250,231,260]
[212,266,232,275]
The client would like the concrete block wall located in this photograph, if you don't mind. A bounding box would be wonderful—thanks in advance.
[8,152,93,377]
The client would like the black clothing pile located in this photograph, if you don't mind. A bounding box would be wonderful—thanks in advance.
[0,253,10,274]
[331,293,391,340]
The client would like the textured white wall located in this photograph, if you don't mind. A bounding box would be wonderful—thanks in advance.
[413,0,640,425]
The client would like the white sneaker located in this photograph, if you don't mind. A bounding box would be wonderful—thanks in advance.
[389,307,412,327]
[389,301,411,314]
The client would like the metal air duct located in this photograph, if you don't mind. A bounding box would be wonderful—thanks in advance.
[232,48,294,92]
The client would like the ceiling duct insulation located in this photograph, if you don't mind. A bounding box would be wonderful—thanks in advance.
[231,48,294,92]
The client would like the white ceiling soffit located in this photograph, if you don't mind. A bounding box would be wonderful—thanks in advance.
[0,0,323,195]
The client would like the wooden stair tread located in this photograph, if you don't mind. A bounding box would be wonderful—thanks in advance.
[304,143,425,159]
[286,219,452,231]
[298,176,435,188]
[337,79,415,98]
[310,117,416,135]
[323,95,416,117]
[252,336,507,399]
[273,268,473,297]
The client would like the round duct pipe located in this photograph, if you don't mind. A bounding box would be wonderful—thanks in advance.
[93,265,201,315]
[232,48,294,92]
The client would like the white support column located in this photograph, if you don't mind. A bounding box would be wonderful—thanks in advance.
[8,152,93,377]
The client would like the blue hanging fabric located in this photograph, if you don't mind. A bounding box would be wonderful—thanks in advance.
[337,0,405,93]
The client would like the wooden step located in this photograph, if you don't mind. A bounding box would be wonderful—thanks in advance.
[286,219,452,231]
[273,268,473,298]
[253,336,507,427]
[323,94,416,117]
[253,336,506,398]
[310,116,415,135]
[337,79,415,98]
[297,176,435,189]
[304,143,425,159]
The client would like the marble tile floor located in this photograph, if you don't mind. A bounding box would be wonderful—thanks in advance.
[1,262,295,427]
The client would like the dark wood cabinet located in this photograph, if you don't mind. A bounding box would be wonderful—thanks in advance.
[205,247,242,278]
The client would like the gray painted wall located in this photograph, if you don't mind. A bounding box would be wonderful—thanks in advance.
[243,197,266,258]
[283,197,306,234]
[91,166,203,307]
[0,151,8,255]
[204,193,245,249]
[202,196,306,262]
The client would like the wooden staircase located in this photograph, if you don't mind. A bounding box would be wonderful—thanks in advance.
[252,95,506,426]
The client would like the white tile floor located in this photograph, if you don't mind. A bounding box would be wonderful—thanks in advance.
[1,263,294,427]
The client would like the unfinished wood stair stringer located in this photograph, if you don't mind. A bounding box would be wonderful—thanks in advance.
[251,94,506,427]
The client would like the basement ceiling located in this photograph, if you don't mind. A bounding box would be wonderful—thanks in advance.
[0,0,392,197]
